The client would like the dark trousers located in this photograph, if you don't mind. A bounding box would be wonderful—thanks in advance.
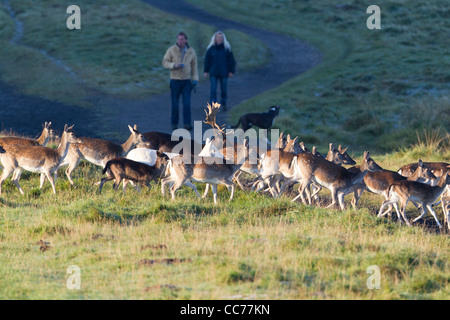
[170,79,192,126]
[210,76,228,108]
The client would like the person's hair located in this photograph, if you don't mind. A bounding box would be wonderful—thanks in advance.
[178,32,188,40]
[206,31,231,51]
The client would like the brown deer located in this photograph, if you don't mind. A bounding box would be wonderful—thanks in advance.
[98,152,169,194]
[398,161,449,186]
[0,122,55,169]
[294,151,383,210]
[264,143,354,200]
[0,125,82,195]
[351,159,437,212]
[441,186,450,229]
[0,122,55,148]
[59,124,148,185]
[378,170,450,228]
[161,140,249,205]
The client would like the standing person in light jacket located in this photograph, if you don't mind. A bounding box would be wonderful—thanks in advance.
[204,31,236,111]
[162,32,199,131]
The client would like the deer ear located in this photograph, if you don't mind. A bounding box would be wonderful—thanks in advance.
[312,146,317,154]
[364,151,369,159]
[64,124,68,132]
[134,124,138,131]
[329,143,334,151]
[128,125,134,133]
[68,124,74,131]
[418,159,423,167]
[300,141,305,150]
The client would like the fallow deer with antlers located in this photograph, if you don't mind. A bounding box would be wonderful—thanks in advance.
[162,103,249,204]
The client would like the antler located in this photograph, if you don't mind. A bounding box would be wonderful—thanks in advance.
[203,102,225,133]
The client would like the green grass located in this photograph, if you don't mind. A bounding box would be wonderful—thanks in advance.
[0,0,269,107]
[0,144,449,299]
[187,0,449,153]
[0,0,449,300]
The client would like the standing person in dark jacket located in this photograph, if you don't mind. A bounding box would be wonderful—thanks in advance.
[204,31,236,111]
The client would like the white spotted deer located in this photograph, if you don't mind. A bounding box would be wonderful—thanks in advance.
[294,151,383,210]
[351,159,437,213]
[398,161,449,186]
[0,122,55,169]
[59,124,148,184]
[162,140,249,205]
[0,125,82,195]
[378,170,450,229]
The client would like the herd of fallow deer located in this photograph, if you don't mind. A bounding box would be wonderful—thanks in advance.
[0,103,449,230]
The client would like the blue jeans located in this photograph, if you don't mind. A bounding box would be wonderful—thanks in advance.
[170,79,192,127]
[210,76,228,108]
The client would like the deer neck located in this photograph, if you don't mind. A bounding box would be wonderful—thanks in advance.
[120,135,137,156]
[407,167,430,183]
[36,129,49,146]
[435,174,449,190]
[56,133,71,161]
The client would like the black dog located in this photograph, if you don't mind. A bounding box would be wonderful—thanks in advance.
[231,106,280,131]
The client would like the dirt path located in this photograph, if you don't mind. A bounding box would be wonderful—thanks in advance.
[0,0,321,141]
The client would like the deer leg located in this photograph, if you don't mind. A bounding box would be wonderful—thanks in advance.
[39,172,46,189]
[113,177,123,191]
[11,168,25,195]
[424,205,443,228]
[378,193,395,217]
[224,179,235,202]
[399,200,412,227]
[211,184,218,205]
[378,198,397,217]
[351,187,364,210]
[0,166,15,195]
[441,196,450,228]
[202,184,210,198]
[44,171,56,195]
[169,178,185,200]
[411,202,429,224]
[65,156,81,185]
[310,184,322,203]
[296,180,311,205]
[326,189,338,209]
[337,192,346,211]
[233,171,246,191]
[182,179,201,198]
[265,177,278,198]
[98,176,114,194]
[161,176,173,196]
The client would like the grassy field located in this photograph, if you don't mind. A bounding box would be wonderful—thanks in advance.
[187,0,449,153]
[0,0,269,107]
[0,141,449,299]
[0,0,449,300]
